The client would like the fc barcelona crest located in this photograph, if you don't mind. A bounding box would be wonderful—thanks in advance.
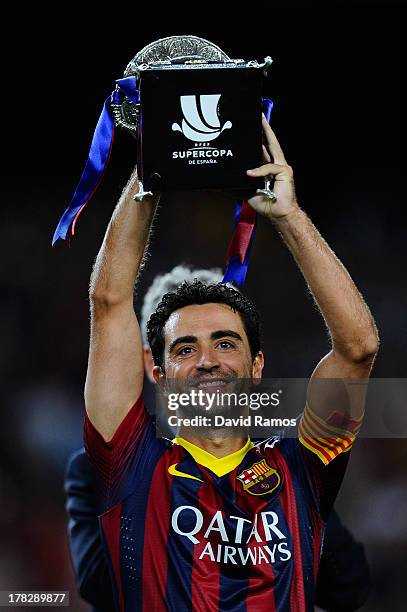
[237,459,281,496]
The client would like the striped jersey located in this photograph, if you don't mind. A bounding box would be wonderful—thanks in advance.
[84,394,360,612]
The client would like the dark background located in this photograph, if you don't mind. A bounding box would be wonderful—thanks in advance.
[1,2,406,610]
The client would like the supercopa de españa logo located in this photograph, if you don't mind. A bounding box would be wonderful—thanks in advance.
[171,94,233,165]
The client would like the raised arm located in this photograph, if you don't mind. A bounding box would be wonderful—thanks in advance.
[247,116,379,422]
[85,169,160,441]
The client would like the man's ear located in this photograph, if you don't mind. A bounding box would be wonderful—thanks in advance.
[152,365,166,387]
[252,351,265,384]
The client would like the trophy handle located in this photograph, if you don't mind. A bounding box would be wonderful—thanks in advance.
[111,98,140,138]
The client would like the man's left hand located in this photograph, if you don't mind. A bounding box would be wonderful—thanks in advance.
[246,115,299,220]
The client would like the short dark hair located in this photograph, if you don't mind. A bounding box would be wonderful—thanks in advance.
[146,280,262,369]
[140,265,225,343]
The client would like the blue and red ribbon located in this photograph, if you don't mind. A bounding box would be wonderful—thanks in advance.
[222,200,257,286]
[51,77,139,245]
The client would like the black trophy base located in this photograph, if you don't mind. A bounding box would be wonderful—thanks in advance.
[138,64,265,194]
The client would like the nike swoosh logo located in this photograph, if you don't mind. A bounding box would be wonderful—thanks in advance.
[168,464,204,483]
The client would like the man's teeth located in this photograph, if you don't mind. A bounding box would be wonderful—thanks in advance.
[196,381,226,388]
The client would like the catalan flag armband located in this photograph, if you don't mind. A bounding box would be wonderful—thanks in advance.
[298,403,363,465]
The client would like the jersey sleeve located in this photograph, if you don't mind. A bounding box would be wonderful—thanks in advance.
[83,393,154,511]
[296,402,363,518]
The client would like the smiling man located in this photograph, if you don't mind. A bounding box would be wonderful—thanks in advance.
[149,291,264,442]
[83,116,378,611]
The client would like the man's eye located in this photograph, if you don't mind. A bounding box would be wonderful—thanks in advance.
[178,346,194,355]
[218,340,233,349]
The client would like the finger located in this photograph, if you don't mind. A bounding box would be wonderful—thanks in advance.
[262,115,286,164]
[247,162,291,179]
[261,114,287,165]
[262,144,272,164]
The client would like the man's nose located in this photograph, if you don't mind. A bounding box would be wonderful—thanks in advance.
[196,348,220,371]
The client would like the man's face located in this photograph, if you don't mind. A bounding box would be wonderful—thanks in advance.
[152,302,264,390]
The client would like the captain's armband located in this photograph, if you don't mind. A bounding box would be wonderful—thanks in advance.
[298,403,363,465]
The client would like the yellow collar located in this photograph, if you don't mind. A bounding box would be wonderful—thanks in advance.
[173,436,254,477]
